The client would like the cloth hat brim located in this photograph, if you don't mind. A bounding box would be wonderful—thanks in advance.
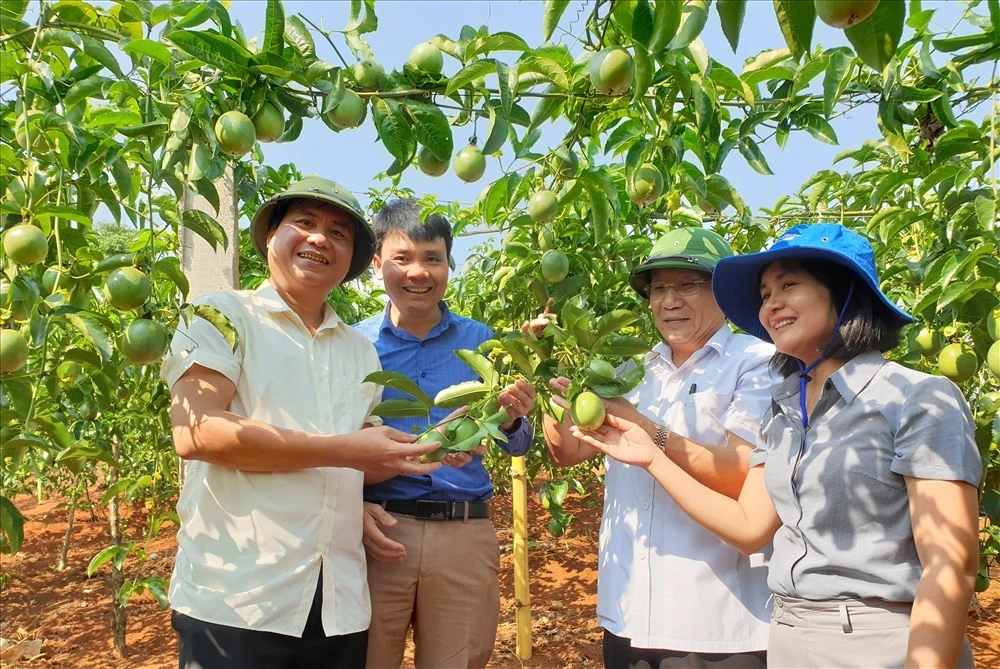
[251,195,375,284]
[629,255,715,295]
[712,246,914,342]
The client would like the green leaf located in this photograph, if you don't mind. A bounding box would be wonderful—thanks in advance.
[975,196,996,230]
[738,137,773,175]
[99,479,130,507]
[346,0,378,34]
[631,0,655,47]
[117,120,169,138]
[581,179,610,244]
[363,370,433,406]
[631,47,654,103]
[797,114,838,144]
[673,0,709,50]
[791,54,828,96]
[542,0,570,41]
[89,109,143,129]
[81,35,123,78]
[517,56,570,91]
[593,335,651,357]
[87,544,132,577]
[931,32,995,53]
[167,29,251,76]
[56,442,119,468]
[772,0,815,58]
[142,577,170,609]
[845,0,905,72]
[708,62,754,104]
[182,209,229,251]
[467,32,529,59]
[284,15,315,58]
[371,97,416,164]
[434,381,490,408]
[34,205,92,227]
[445,59,495,96]
[188,304,239,351]
[742,47,792,74]
[688,38,709,76]
[173,4,213,30]
[594,310,640,342]
[0,496,24,556]
[481,105,509,156]
[496,60,514,119]
[717,0,746,51]
[153,256,190,300]
[404,100,453,161]
[369,398,431,419]
[822,48,854,118]
[65,312,113,362]
[648,0,682,52]
[454,349,499,385]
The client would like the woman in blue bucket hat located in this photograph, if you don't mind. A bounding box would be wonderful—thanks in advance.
[571,223,982,668]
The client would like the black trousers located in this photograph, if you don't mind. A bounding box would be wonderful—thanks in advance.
[603,629,767,669]
[173,572,367,669]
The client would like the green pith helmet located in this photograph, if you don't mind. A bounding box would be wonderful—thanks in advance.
[250,175,375,283]
[629,227,734,296]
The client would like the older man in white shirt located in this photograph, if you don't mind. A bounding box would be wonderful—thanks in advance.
[542,228,776,668]
[162,176,441,668]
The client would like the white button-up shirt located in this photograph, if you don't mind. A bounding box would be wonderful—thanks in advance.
[598,326,776,652]
[160,283,382,637]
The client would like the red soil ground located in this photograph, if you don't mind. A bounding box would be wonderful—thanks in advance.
[1,489,997,668]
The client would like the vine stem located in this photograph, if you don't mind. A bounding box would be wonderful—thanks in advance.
[299,14,351,69]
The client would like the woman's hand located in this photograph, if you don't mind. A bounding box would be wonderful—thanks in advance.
[570,414,660,469]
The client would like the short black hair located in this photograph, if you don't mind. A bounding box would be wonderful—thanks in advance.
[371,198,453,256]
[766,259,903,378]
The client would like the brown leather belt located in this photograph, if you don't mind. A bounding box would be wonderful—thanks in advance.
[379,500,490,521]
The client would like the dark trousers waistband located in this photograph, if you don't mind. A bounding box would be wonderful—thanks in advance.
[379,499,490,520]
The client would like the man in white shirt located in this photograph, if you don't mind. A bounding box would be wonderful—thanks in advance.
[541,228,776,668]
[161,176,442,668]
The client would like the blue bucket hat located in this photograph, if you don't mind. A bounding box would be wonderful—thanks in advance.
[712,223,914,342]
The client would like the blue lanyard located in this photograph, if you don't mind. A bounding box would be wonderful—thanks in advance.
[796,281,855,429]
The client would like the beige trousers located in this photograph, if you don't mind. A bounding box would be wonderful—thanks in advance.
[767,595,975,668]
[365,514,500,669]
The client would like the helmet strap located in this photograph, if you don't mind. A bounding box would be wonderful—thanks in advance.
[796,280,855,429]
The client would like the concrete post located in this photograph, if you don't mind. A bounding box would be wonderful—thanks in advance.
[180,165,240,299]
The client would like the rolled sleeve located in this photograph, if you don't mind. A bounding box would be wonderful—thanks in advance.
[722,354,777,445]
[498,416,533,457]
[160,294,243,389]
[889,375,982,486]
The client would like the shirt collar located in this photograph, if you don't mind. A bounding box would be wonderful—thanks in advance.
[644,324,732,368]
[256,281,344,331]
[830,350,888,404]
[378,301,455,341]
[773,350,887,403]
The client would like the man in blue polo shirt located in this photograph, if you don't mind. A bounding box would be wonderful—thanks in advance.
[354,198,535,669]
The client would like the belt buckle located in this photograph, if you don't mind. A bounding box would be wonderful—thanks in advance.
[415,500,448,520]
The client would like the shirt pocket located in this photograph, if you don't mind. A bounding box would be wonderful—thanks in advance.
[679,390,728,445]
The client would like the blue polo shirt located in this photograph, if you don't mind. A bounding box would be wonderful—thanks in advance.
[354,302,533,502]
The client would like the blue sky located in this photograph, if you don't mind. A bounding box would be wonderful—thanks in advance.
[225,1,980,266]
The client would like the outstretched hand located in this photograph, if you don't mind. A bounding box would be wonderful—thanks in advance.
[355,426,445,477]
[498,378,536,429]
[570,414,659,469]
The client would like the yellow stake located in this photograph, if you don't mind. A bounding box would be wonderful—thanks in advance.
[511,455,532,660]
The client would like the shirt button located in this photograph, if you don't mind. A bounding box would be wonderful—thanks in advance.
[642,503,649,510]
[639,553,646,560]
[420,372,427,378]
